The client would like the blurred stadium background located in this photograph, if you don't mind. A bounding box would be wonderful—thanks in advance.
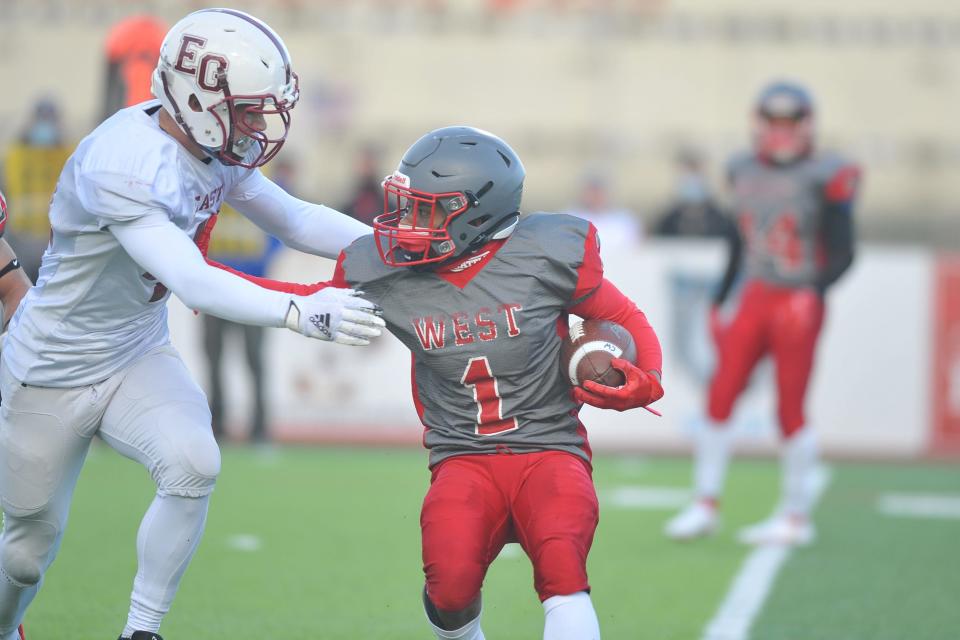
[1,1,958,638]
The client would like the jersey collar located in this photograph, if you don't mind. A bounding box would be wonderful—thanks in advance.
[433,238,508,289]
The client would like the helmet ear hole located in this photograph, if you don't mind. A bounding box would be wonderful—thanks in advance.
[469,214,492,228]
[188,95,204,112]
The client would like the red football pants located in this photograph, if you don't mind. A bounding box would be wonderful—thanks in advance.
[421,450,599,611]
[708,280,825,437]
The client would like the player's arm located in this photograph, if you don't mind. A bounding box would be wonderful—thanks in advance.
[712,214,742,307]
[186,207,325,295]
[569,280,662,379]
[204,258,326,295]
[109,214,383,344]
[567,279,664,412]
[565,223,663,411]
[0,239,32,330]
[226,169,371,259]
[0,192,32,329]
[713,158,744,310]
[814,164,860,295]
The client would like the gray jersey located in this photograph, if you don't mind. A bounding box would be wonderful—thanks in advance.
[338,213,599,467]
[727,150,855,288]
[4,101,256,387]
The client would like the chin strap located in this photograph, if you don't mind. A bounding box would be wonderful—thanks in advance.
[489,213,520,240]
[469,212,520,250]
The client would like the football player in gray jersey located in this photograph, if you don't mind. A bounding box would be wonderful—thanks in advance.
[666,81,860,546]
[0,10,385,640]
[334,127,664,640]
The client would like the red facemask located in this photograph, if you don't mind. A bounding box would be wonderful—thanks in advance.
[373,173,471,267]
[754,114,813,164]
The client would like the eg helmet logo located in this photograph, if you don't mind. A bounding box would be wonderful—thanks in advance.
[173,35,228,93]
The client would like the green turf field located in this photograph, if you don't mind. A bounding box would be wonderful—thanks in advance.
[24,445,960,639]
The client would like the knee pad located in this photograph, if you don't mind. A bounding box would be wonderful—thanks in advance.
[0,520,59,587]
[154,407,221,498]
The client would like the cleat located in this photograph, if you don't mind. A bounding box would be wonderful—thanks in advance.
[119,633,163,640]
[17,624,24,640]
[738,513,815,546]
[664,501,719,540]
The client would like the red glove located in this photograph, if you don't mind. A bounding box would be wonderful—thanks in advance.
[572,358,664,413]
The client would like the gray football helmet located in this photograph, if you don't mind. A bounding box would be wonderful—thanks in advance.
[753,80,815,164]
[373,126,525,267]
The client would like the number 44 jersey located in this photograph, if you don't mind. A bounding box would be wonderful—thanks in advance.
[335,213,602,467]
[727,149,860,288]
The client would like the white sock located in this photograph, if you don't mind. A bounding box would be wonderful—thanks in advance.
[694,419,734,502]
[122,494,210,637]
[780,427,818,517]
[0,560,39,640]
[543,591,600,640]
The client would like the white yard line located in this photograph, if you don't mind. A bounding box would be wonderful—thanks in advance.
[702,466,832,640]
[226,534,262,552]
[877,493,960,520]
[604,486,691,509]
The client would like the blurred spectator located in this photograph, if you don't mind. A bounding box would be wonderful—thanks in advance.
[340,144,384,226]
[564,171,644,259]
[654,148,728,238]
[7,97,71,282]
[309,77,355,141]
[18,97,64,148]
[202,159,298,443]
[101,15,167,121]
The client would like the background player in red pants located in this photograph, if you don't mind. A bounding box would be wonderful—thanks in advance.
[332,126,663,639]
[665,81,860,546]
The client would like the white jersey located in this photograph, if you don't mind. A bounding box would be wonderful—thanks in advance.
[4,101,258,387]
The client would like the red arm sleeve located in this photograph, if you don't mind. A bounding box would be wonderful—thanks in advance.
[569,223,604,304]
[566,225,661,375]
[205,259,328,295]
[330,250,349,288]
[568,278,663,376]
[197,213,332,295]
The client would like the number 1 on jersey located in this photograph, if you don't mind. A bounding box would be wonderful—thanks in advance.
[461,356,519,436]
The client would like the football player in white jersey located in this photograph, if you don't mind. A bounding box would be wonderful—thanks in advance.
[0,9,385,640]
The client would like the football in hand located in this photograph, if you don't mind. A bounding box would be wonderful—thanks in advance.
[560,319,637,388]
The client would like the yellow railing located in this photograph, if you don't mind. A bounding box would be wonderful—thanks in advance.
[2,144,73,238]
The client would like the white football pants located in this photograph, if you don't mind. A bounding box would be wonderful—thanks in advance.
[0,345,220,637]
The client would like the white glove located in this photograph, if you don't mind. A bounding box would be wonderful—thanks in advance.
[284,287,385,345]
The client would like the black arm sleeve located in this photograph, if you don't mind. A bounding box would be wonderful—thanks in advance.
[713,216,743,306]
[814,202,855,294]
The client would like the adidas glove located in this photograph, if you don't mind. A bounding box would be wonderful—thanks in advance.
[284,287,385,346]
